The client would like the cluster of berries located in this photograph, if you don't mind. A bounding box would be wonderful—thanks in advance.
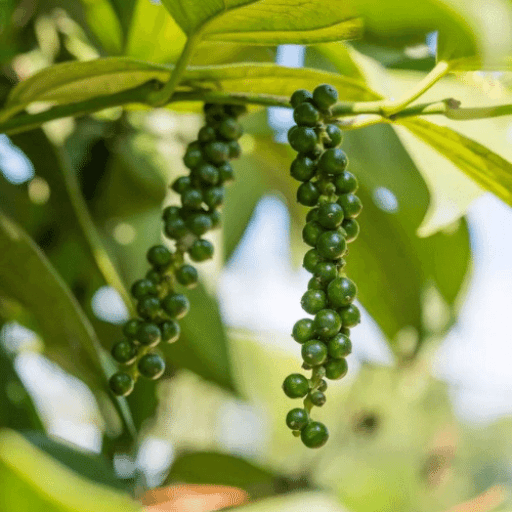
[109,103,245,397]
[282,85,362,448]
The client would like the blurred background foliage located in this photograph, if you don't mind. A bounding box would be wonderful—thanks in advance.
[0,0,512,511]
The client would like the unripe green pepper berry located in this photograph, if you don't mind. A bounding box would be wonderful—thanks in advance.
[327,277,357,308]
[313,262,338,285]
[137,322,161,347]
[306,207,319,223]
[160,320,181,343]
[282,373,310,398]
[197,164,219,185]
[181,188,204,210]
[227,140,242,159]
[318,379,328,392]
[334,170,358,194]
[109,372,134,396]
[324,124,343,148]
[303,249,324,273]
[161,293,190,319]
[290,89,313,109]
[342,219,360,243]
[301,290,327,314]
[316,230,347,260]
[293,102,321,127]
[147,245,172,268]
[324,358,348,380]
[313,84,338,110]
[286,408,309,430]
[288,126,318,154]
[137,296,162,320]
[188,239,214,262]
[314,309,342,339]
[328,333,352,359]
[131,279,158,300]
[309,390,326,407]
[165,216,189,240]
[123,319,142,339]
[176,264,199,288]
[317,148,348,175]
[338,304,361,327]
[183,148,203,169]
[203,186,224,209]
[302,221,325,247]
[301,421,329,448]
[187,213,213,236]
[138,353,165,380]
[340,327,350,336]
[218,117,243,140]
[308,277,325,291]
[209,210,222,229]
[172,176,191,194]
[162,205,181,222]
[290,155,316,182]
[198,125,216,143]
[111,339,137,365]
[292,318,316,344]
[338,193,362,218]
[204,141,230,164]
[224,104,247,117]
[297,182,320,207]
[301,340,328,366]
[218,163,235,184]
[317,202,344,229]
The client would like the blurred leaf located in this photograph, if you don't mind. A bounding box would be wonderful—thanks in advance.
[3,58,378,119]
[307,43,368,82]
[0,345,43,431]
[161,0,362,44]
[78,0,123,54]
[21,432,128,491]
[109,0,137,39]
[167,451,281,497]
[0,429,141,512]
[400,118,512,209]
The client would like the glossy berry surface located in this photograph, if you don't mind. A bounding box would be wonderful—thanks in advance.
[218,163,235,184]
[123,319,142,339]
[203,187,224,209]
[172,176,191,194]
[160,320,181,343]
[339,304,361,327]
[137,322,161,347]
[176,264,199,288]
[328,333,352,359]
[313,262,337,284]
[313,84,338,109]
[111,340,137,365]
[302,221,324,247]
[165,217,188,240]
[314,309,342,339]
[131,279,157,300]
[292,318,316,344]
[334,171,358,194]
[303,249,324,273]
[301,290,328,314]
[189,239,214,261]
[282,374,310,398]
[187,213,213,236]
[137,296,161,320]
[317,202,344,229]
[197,164,219,185]
[181,188,203,209]
[109,373,134,397]
[301,340,328,366]
[147,245,172,268]
[290,156,316,182]
[309,390,326,407]
[204,141,229,164]
[327,277,357,308]
[297,182,320,207]
[318,148,348,175]
[138,353,165,380]
[324,124,343,148]
[290,89,313,108]
[288,126,318,154]
[338,193,363,218]
[316,231,347,260]
[293,102,320,126]
[324,358,348,380]
[301,421,329,448]
[286,408,309,430]
[342,219,360,243]
[161,293,190,319]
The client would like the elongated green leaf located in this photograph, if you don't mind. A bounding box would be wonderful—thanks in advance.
[0,429,141,512]
[0,209,106,392]
[161,0,362,44]
[3,58,378,119]
[400,118,512,208]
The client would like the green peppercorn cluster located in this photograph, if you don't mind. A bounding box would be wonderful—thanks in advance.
[109,103,245,397]
[282,84,362,448]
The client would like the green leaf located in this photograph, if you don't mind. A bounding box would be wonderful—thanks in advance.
[3,58,378,119]
[0,429,141,512]
[160,0,362,44]
[399,118,512,209]
[167,451,280,497]
[0,209,107,393]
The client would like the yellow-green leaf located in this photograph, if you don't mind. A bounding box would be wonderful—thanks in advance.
[399,118,512,208]
[160,0,362,44]
[0,429,141,512]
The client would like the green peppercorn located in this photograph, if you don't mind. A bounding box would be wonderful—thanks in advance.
[187,213,213,236]
[302,221,325,247]
[288,126,318,154]
[109,372,134,396]
[301,421,329,448]
[172,176,191,194]
[334,170,358,194]
[327,277,357,308]
[306,207,319,223]
[338,193,362,219]
[176,264,199,288]
[164,216,189,240]
[197,164,219,185]
[290,155,316,182]
[297,182,320,207]
[147,245,172,268]
[123,319,142,339]
[131,279,158,300]
[137,322,162,347]
[183,148,203,169]
[188,239,214,261]
[181,188,204,209]
[317,202,344,229]
[301,340,328,366]
[198,125,216,143]
[324,124,343,148]
[316,230,347,260]
[224,104,247,117]
[303,249,324,273]
[161,293,190,319]
[324,358,348,380]
[301,290,328,314]
[290,89,313,109]
[314,309,342,339]
[318,379,328,392]
[309,390,326,407]
[218,117,243,140]
[218,163,235,184]
[160,320,181,343]
[203,187,224,209]
[286,408,309,430]
[292,318,316,344]
[293,102,320,127]
[339,304,361,327]
[137,296,162,320]
[313,84,338,110]
[282,373,310,398]
[313,262,338,285]
[308,277,325,291]
[111,339,137,365]
[204,141,230,164]
[317,148,348,175]
[209,210,222,229]
[138,353,165,380]
[328,333,352,359]
[162,205,181,222]
[342,219,360,243]
[227,140,242,159]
